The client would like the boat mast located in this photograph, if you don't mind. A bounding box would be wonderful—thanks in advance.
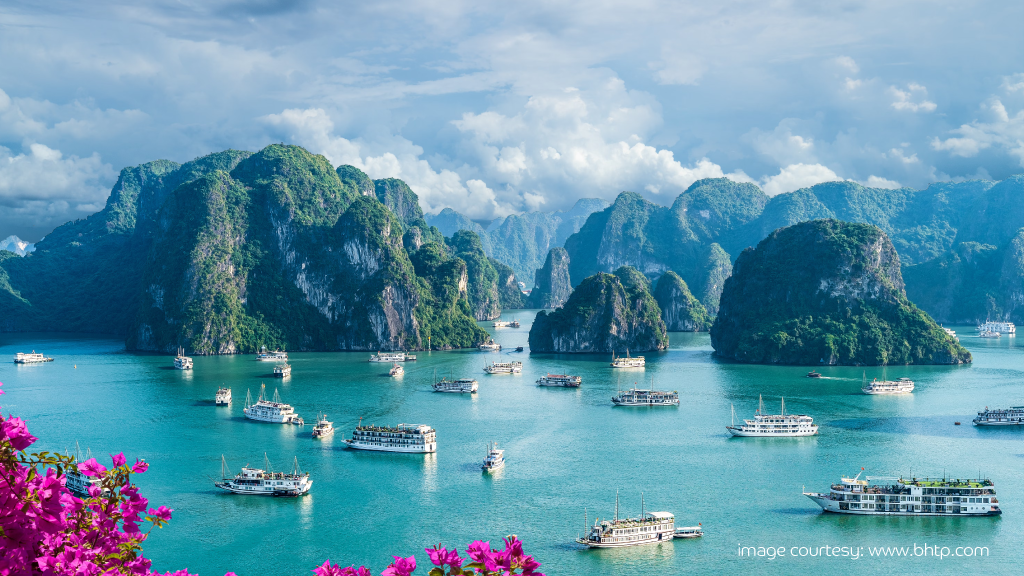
[245,388,252,409]
[221,455,227,479]
[641,492,645,519]
[615,489,619,522]
[758,394,763,415]
[781,397,785,416]
[731,404,735,427]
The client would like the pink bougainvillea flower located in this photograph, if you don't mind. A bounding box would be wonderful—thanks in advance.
[148,506,173,522]
[77,458,108,477]
[466,540,492,563]
[2,417,38,450]
[225,573,238,576]
[312,560,344,576]
[342,567,371,576]
[132,459,149,473]
[381,555,416,576]
[425,546,463,569]
[110,452,127,467]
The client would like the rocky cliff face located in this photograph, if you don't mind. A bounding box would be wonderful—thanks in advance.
[448,230,501,320]
[1,144,485,353]
[492,259,524,309]
[653,271,709,331]
[711,220,970,366]
[527,247,572,308]
[528,266,667,353]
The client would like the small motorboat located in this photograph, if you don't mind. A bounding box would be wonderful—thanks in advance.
[954,421,961,426]
[389,363,404,377]
[806,371,822,378]
[674,524,703,539]
[515,346,524,352]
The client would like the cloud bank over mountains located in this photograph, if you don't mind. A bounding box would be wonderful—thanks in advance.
[0,0,1021,239]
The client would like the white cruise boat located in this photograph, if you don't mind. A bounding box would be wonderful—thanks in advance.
[14,351,53,364]
[255,346,288,361]
[479,340,501,352]
[433,376,478,393]
[973,406,1024,426]
[389,363,404,377]
[214,455,311,496]
[537,373,582,387]
[611,386,679,406]
[343,423,437,453]
[369,351,406,362]
[64,444,102,497]
[674,525,703,539]
[978,321,1015,334]
[942,326,958,340]
[482,442,505,472]
[484,361,522,374]
[492,319,521,328]
[311,414,334,439]
[243,384,301,424]
[215,387,231,405]
[979,330,1000,338]
[610,350,645,368]
[576,494,675,548]
[863,377,914,395]
[726,396,817,437]
[273,364,291,378]
[804,470,1001,516]
[172,347,193,370]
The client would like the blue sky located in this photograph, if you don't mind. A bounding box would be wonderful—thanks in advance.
[0,0,1022,239]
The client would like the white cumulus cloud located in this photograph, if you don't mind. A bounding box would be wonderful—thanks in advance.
[759,163,841,196]
[931,78,1024,167]
[890,83,937,113]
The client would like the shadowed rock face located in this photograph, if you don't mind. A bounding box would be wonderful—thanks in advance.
[527,247,572,309]
[528,266,667,353]
[653,271,709,332]
[711,219,971,366]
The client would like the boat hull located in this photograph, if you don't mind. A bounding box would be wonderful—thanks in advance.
[343,440,436,453]
[726,426,817,437]
[537,382,581,387]
[613,400,678,406]
[215,482,312,496]
[973,420,1024,426]
[804,493,1001,516]
[575,534,673,548]
[244,412,297,424]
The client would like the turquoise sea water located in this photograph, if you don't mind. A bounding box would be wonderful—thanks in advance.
[1,313,1023,575]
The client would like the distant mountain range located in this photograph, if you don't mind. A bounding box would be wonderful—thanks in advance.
[426,198,609,288]
[0,235,35,256]
[551,175,1024,326]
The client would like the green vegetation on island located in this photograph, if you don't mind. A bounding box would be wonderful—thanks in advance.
[710,220,971,366]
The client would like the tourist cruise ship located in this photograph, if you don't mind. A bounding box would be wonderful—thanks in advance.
[243,384,302,424]
[492,319,520,328]
[479,340,501,351]
[311,414,334,439]
[537,373,582,387]
[173,347,193,370]
[804,470,1001,516]
[273,364,291,378]
[214,455,312,496]
[612,386,679,406]
[973,406,1024,426]
[726,396,817,437]
[482,442,505,472]
[862,377,914,395]
[942,326,958,340]
[979,330,1000,339]
[215,387,231,405]
[369,351,406,362]
[433,376,478,393]
[64,444,102,497]
[576,494,675,548]
[14,351,53,364]
[978,321,1015,335]
[484,361,522,374]
[343,423,437,453]
[389,363,404,377]
[610,351,645,368]
[255,346,288,361]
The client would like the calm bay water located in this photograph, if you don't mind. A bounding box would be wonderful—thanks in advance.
[2,312,1023,575]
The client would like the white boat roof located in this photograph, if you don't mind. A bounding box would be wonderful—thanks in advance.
[647,511,674,519]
